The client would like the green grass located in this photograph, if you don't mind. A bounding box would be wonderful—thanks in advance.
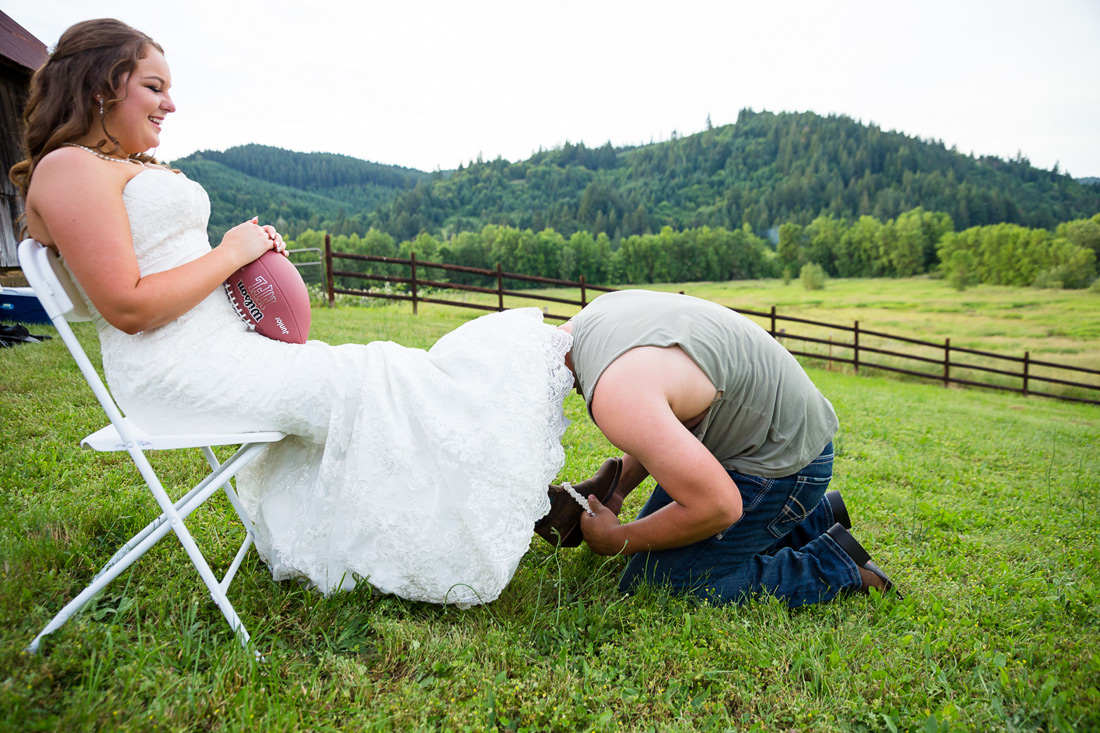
[2,287,1099,731]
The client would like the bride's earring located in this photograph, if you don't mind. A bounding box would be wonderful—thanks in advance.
[96,96,104,116]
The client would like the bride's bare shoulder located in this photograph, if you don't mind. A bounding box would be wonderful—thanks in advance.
[25,147,138,241]
[33,146,141,185]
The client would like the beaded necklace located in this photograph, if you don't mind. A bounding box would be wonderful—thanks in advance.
[63,142,143,166]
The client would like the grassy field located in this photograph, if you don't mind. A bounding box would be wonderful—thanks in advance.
[1,281,1099,731]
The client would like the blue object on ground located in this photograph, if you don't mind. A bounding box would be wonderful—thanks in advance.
[0,287,50,324]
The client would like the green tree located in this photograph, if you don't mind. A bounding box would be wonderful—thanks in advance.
[399,231,440,264]
[804,215,842,274]
[1056,214,1100,258]
[835,216,882,277]
[938,233,979,290]
[777,223,804,270]
[567,231,612,284]
[885,211,928,277]
[800,262,827,290]
[936,222,1096,289]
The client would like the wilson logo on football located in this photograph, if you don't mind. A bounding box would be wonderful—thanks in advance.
[232,276,277,321]
[224,250,311,344]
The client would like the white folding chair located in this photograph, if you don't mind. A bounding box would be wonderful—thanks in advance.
[18,238,285,654]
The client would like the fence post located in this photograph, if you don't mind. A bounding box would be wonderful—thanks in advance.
[770,306,777,338]
[496,264,504,312]
[580,274,587,308]
[324,233,334,308]
[853,320,860,374]
[1023,351,1030,396]
[944,337,950,388]
[410,251,418,316]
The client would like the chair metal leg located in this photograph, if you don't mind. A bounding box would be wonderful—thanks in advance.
[133,444,257,651]
[92,443,261,580]
[167,517,251,648]
[200,444,262,596]
[27,443,270,654]
[27,512,176,653]
[220,534,255,594]
[201,445,261,537]
[26,504,256,653]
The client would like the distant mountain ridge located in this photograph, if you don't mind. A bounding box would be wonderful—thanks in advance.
[172,145,431,241]
[182,144,428,193]
[173,111,1100,244]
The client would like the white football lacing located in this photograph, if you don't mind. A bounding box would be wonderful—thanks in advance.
[224,282,257,331]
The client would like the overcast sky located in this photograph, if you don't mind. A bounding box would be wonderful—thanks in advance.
[7,1,1100,178]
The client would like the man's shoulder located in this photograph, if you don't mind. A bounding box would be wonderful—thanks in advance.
[595,345,717,422]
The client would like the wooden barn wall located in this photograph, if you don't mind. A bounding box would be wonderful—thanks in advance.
[1,66,28,268]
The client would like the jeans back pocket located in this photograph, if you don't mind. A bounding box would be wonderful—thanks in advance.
[766,473,831,539]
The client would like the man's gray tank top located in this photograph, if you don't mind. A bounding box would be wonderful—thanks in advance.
[569,290,838,478]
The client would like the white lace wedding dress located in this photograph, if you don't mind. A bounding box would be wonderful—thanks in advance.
[69,167,573,606]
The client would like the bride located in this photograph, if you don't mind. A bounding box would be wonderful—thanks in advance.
[13,19,574,607]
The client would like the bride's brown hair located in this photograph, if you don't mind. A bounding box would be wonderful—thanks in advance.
[9,18,163,197]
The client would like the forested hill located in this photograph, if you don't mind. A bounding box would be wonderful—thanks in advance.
[371,109,1100,242]
[173,111,1099,244]
[171,144,431,241]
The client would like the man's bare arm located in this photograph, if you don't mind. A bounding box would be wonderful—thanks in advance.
[603,453,648,514]
[579,347,742,555]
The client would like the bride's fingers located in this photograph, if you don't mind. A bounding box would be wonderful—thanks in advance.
[259,224,288,253]
[253,225,279,253]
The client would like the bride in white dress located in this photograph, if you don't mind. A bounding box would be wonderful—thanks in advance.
[15,19,572,606]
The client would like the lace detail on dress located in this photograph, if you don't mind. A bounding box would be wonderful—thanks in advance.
[238,309,573,607]
[73,168,575,607]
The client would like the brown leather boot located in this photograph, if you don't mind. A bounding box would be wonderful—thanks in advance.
[534,457,622,547]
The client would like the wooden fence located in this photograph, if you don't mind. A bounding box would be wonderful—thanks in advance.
[323,235,1100,406]
[324,236,615,318]
[738,307,1099,404]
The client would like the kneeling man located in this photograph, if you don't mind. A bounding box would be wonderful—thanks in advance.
[561,289,896,607]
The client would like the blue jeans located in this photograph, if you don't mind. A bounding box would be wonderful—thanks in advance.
[618,443,860,608]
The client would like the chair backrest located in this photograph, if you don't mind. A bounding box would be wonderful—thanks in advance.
[18,239,92,322]
[17,238,132,433]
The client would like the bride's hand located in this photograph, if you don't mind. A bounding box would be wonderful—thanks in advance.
[261,223,288,256]
[220,217,284,267]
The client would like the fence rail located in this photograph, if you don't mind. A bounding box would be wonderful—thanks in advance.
[324,236,615,318]
[322,235,1099,405]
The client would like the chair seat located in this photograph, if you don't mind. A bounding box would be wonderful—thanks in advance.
[81,418,285,452]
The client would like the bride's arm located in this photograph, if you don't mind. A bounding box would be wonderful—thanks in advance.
[26,148,280,334]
